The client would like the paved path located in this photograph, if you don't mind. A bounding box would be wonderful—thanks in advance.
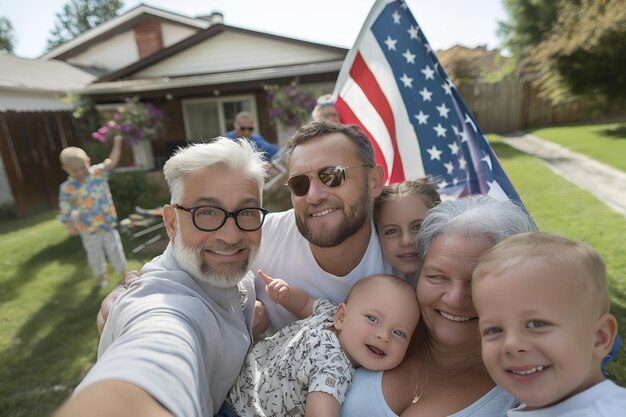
[502,133,626,218]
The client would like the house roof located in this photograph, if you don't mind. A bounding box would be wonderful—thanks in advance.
[0,55,95,93]
[40,3,209,61]
[98,23,347,82]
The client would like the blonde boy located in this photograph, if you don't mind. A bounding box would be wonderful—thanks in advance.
[473,232,625,416]
[58,135,126,288]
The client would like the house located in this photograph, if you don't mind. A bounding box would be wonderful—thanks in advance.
[45,4,348,168]
[0,4,347,216]
[0,55,95,214]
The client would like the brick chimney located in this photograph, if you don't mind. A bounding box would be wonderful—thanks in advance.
[134,19,163,59]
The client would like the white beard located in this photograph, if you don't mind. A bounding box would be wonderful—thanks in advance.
[173,217,259,288]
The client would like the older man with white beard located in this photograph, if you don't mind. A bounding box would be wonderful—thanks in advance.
[54,138,268,417]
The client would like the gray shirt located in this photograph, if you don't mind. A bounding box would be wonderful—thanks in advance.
[76,243,255,417]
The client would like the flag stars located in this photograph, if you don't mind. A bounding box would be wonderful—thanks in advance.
[419,87,433,101]
[414,111,429,125]
[392,11,401,24]
[442,82,453,95]
[448,142,460,155]
[464,114,477,132]
[421,65,435,80]
[444,161,454,175]
[453,177,459,186]
[459,156,467,170]
[481,151,493,170]
[400,73,413,88]
[436,103,450,118]
[427,145,442,161]
[408,25,419,39]
[433,123,447,137]
[403,49,416,64]
[384,36,398,51]
[437,179,449,190]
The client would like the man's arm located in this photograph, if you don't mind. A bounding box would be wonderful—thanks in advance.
[259,270,314,319]
[53,380,173,417]
[304,391,340,417]
[107,135,124,170]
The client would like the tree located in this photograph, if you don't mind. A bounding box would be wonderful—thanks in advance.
[46,0,123,51]
[527,0,626,103]
[497,0,560,58]
[0,17,15,54]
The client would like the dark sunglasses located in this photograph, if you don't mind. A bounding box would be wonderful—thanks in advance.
[286,165,371,197]
[237,126,254,132]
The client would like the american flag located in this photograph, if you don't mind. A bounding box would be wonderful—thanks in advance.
[333,0,522,203]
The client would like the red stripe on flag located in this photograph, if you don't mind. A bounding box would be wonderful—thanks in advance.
[336,96,389,182]
[348,52,405,183]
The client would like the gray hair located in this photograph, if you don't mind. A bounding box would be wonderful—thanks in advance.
[164,137,268,204]
[234,111,253,125]
[416,195,537,272]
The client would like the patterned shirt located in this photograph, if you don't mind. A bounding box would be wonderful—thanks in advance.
[58,161,118,235]
[228,299,354,417]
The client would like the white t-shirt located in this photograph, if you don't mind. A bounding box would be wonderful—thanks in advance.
[252,209,392,332]
[507,379,626,416]
[228,299,354,417]
[76,244,256,417]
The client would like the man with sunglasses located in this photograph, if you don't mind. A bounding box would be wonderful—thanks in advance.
[224,111,280,160]
[251,122,393,333]
[55,138,268,417]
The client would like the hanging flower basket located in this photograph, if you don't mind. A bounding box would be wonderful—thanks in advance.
[263,78,317,129]
[91,96,163,144]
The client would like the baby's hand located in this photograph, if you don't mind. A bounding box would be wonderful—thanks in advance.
[258,270,290,305]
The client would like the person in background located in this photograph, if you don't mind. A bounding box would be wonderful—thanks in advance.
[54,138,267,417]
[312,94,341,123]
[58,134,127,289]
[224,111,279,160]
[373,178,441,286]
[220,272,420,417]
[473,232,624,416]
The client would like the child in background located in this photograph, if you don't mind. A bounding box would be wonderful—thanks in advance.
[373,178,441,286]
[58,135,127,289]
[221,272,420,417]
[473,232,625,416]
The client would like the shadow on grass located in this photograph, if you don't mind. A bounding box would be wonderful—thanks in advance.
[0,236,85,303]
[489,140,530,162]
[0,266,104,417]
[0,211,57,235]
[599,124,626,139]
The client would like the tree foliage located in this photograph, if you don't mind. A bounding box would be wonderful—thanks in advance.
[498,0,560,58]
[46,0,123,51]
[527,0,626,103]
[0,17,15,54]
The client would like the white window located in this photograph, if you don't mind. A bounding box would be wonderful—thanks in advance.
[182,95,258,141]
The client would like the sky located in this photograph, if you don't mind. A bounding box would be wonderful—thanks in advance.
[2,0,509,58]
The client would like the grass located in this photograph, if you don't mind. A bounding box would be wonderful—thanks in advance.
[0,213,159,416]
[530,120,626,172]
[0,131,625,416]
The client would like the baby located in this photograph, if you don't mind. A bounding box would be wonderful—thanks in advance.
[473,232,625,416]
[221,272,420,417]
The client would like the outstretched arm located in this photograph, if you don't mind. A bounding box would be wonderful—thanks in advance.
[258,270,315,319]
[107,135,124,170]
[53,380,173,417]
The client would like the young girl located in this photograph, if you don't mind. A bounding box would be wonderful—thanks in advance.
[373,178,441,286]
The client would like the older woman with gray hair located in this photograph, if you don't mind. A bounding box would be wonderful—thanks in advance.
[341,194,537,417]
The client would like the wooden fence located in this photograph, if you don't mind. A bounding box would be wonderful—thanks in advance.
[0,111,81,217]
[458,79,625,133]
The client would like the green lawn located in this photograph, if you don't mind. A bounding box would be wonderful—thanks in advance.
[0,133,625,416]
[530,121,626,172]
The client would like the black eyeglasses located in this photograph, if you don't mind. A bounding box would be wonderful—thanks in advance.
[285,165,371,197]
[237,126,254,132]
[173,204,268,232]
